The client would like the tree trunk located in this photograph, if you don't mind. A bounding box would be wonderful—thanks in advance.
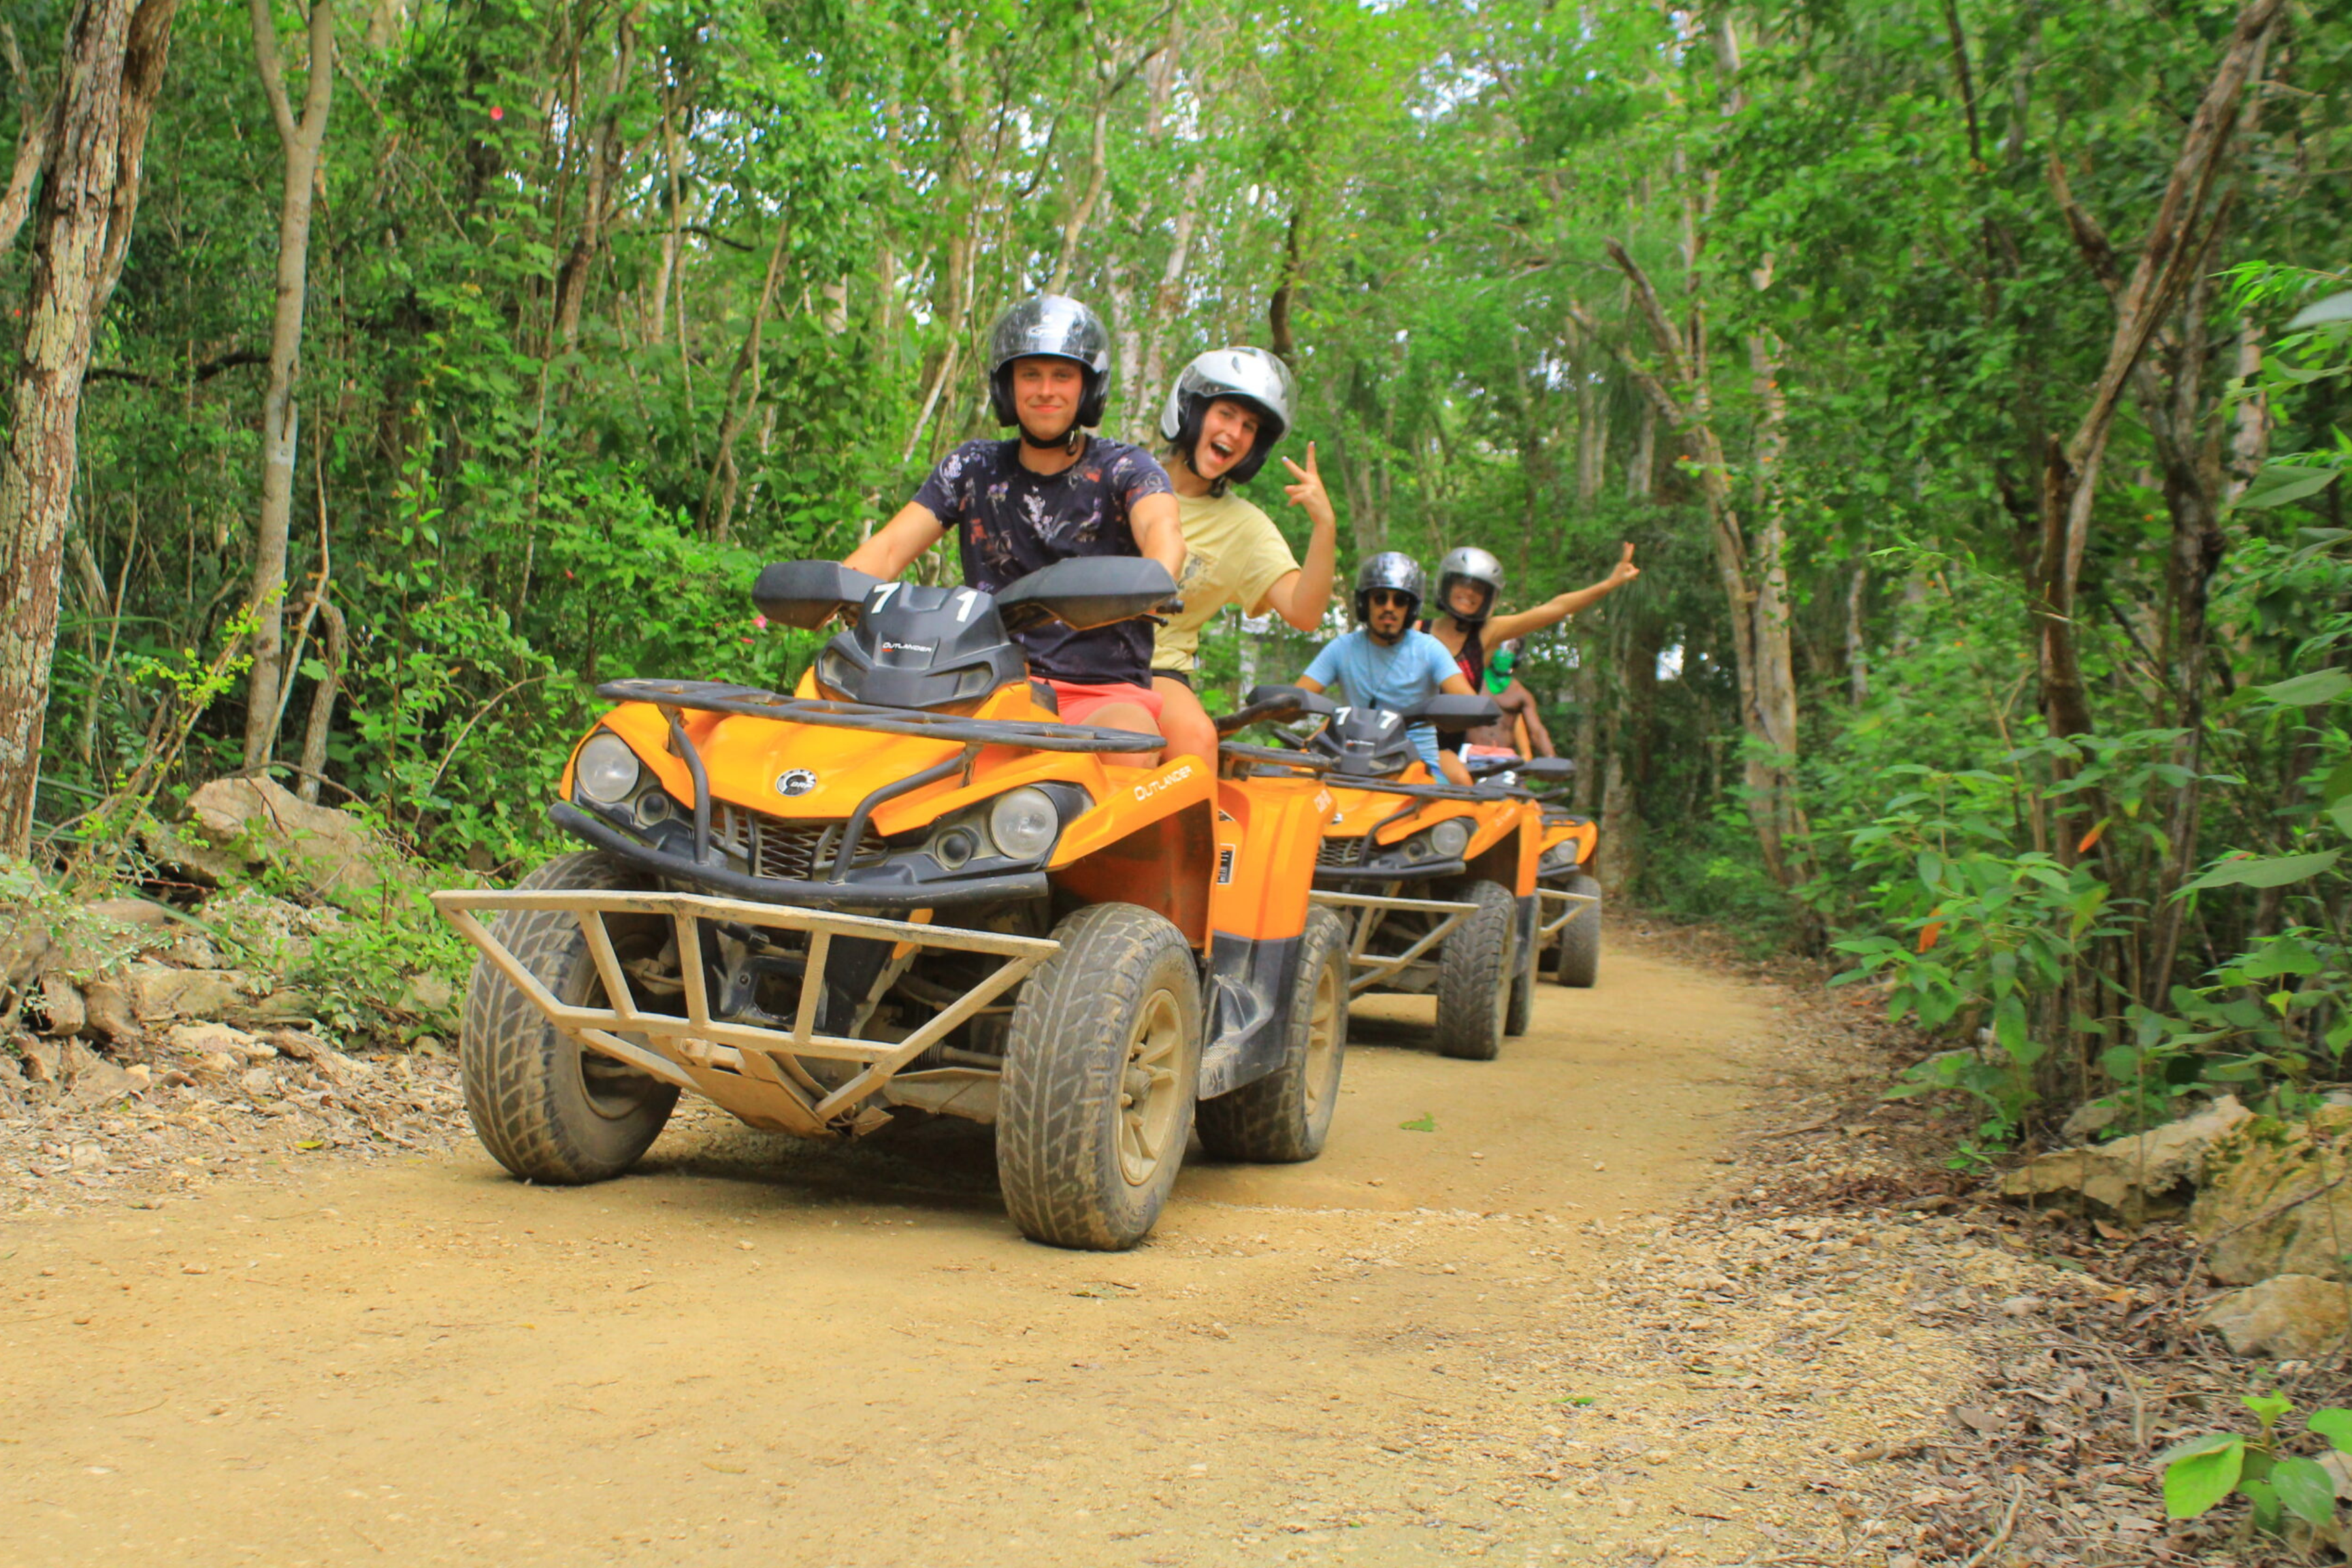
[241,0,334,771]
[0,0,180,853]
[295,593,344,802]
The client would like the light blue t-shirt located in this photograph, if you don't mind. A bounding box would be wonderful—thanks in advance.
[1302,629,1459,764]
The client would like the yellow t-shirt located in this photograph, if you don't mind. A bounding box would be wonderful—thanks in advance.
[1152,489,1301,673]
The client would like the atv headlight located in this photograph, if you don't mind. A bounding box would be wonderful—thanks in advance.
[987,787,1061,860]
[574,732,642,805]
[1428,818,1471,860]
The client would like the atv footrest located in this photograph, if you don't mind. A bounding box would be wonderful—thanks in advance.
[432,888,1056,1137]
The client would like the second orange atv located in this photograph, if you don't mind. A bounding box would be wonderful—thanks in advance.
[1222,691,1565,1060]
[432,558,1345,1252]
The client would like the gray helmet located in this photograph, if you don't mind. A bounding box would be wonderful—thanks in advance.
[1158,346,1296,485]
[986,295,1113,431]
[1354,551,1427,625]
[1435,545,1504,628]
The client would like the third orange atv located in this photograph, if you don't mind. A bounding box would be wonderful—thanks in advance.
[432,558,1345,1252]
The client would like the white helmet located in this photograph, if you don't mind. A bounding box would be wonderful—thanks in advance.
[1158,347,1296,485]
[1435,545,1505,628]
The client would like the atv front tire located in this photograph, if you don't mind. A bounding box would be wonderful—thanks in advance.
[1434,879,1516,1062]
[1553,873,1602,989]
[999,904,1203,1250]
[1503,896,1538,1039]
[1197,906,1348,1163]
[461,850,679,1184]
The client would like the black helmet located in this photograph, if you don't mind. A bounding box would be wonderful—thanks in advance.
[1435,545,1504,628]
[1158,347,1296,486]
[986,295,1113,434]
[1354,551,1426,624]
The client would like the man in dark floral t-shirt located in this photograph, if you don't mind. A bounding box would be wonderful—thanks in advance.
[846,296,1183,753]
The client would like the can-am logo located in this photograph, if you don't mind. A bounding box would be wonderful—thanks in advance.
[776,768,819,796]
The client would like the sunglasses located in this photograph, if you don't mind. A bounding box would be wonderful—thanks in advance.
[1366,590,1416,608]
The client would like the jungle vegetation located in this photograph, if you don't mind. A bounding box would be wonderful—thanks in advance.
[0,0,2344,1143]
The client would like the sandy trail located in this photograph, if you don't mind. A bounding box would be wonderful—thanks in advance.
[3,936,1961,1566]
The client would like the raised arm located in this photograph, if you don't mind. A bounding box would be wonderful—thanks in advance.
[843,502,946,579]
[1484,544,1641,644]
[1262,442,1339,632]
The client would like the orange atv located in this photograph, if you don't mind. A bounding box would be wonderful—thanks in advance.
[430,559,1345,1252]
[1222,691,1561,1060]
[1531,797,1602,989]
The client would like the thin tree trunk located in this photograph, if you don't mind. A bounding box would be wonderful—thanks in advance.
[1845,563,1870,705]
[0,23,52,257]
[295,593,344,802]
[0,0,180,853]
[699,216,794,540]
[241,0,334,771]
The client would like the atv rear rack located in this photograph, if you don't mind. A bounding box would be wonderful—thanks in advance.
[599,679,1160,754]
[432,887,1056,1138]
[1309,889,1478,996]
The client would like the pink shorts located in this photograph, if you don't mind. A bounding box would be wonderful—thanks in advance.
[1043,679,1164,728]
[1465,744,1518,760]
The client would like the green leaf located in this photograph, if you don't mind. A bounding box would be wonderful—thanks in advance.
[2159,1433,2244,1518]
[2288,290,2352,329]
[2308,1408,2352,1452]
[2239,467,2340,510]
[2244,1390,2294,1426]
[2256,668,2351,705]
[1399,1113,1436,1132]
[2180,850,2343,894]
[2271,1456,2337,1526]
[2244,1475,2283,1534]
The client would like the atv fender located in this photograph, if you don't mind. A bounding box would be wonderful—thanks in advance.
[1197,930,1307,1098]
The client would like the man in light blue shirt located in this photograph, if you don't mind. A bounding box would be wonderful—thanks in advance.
[1298,552,1481,786]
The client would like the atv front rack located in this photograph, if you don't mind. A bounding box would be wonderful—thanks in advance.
[1309,889,1479,997]
[600,679,1161,754]
[1536,883,1601,945]
[432,887,1057,1137]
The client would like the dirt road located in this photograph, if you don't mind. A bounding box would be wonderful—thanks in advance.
[3,935,1987,1565]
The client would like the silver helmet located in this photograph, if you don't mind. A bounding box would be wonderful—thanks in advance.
[1158,346,1296,485]
[1435,545,1505,627]
[1353,551,1427,627]
[986,295,1113,432]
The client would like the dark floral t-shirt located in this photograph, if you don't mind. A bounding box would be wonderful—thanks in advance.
[911,436,1174,683]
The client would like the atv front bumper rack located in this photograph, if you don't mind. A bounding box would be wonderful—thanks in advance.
[431,887,1056,1138]
[1309,889,1479,997]
[1536,884,1600,945]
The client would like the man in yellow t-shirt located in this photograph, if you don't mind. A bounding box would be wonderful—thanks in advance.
[1149,348,1340,762]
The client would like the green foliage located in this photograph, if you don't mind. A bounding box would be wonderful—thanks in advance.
[2158,1394,2352,1543]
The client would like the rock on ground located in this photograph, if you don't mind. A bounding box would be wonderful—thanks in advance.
[182,776,411,911]
[2197,1273,2352,1359]
[2191,1106,2352,1284]
[1999,1095,2251,1222]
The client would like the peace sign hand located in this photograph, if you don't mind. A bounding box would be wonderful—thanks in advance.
[1609,542,1641,587]
[1281,441,1337,532]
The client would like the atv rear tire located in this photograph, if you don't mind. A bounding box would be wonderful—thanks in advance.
[999,904,1203,1250]
[1197,906,1348,1163]
[1434,880,1515,1062]
[461,850,679,1184]
[1553,873,1601,989]
[1503,896,1538,1039]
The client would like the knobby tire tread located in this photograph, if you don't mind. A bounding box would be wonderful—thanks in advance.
[1554,873,1601,989]
[999,903,1200,1252]
[1196,907,1349,1164]
[461,850,677,1184]
[1433,880,1514,1061]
